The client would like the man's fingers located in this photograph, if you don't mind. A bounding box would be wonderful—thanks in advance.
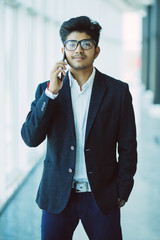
[48,60,67,93]
[56,69,66,78]
[118,198,126,208]
[51,62,67,73]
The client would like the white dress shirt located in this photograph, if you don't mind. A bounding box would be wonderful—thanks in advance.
[45,68,96,190]
[69,68,95,190]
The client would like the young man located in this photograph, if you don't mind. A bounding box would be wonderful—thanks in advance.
[21,16,137,240]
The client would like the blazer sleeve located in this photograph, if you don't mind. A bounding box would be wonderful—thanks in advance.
[117,84,137,201]
[21,83,56,147]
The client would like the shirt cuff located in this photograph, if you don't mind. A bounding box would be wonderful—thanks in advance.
[45,88,59,100]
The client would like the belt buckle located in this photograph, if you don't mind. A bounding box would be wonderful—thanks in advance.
[74,181,88,193]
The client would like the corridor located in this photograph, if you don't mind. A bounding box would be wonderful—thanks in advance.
[1,0,160,239]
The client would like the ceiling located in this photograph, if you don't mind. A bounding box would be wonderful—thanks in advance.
[105,0,155,12]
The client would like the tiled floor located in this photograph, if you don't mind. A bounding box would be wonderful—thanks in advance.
[0,83,160,240]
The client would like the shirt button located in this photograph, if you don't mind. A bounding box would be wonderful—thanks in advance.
[68,168,73,173]
[70,146,74,150]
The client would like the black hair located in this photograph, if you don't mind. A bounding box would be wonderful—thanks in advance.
[59,16,102,46]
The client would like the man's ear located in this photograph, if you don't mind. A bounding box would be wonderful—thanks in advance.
[94,46,100,59]
[61,48,65,55]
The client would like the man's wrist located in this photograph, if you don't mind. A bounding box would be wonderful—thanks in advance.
[47,82,59,94]
[45,88,59,100]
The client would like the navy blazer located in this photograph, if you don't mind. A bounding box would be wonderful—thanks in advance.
[21,69,137,215]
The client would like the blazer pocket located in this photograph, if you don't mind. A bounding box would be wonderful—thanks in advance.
[38,160,57,195]
[44,159,55,166]
[101,164,118,182]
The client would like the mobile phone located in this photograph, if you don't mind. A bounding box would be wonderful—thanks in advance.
[60,52,66,81]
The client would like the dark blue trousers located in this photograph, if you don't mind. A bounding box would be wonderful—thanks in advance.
[41,190,122,240]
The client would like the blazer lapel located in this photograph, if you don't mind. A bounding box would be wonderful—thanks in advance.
[59,73,76,139]
[85,70,108,143]
[59,70,108,143]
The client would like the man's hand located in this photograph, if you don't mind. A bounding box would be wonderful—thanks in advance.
[49,60,67,94]
[118,198,126,208]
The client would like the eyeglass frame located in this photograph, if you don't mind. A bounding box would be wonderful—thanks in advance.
[63,39,97,51]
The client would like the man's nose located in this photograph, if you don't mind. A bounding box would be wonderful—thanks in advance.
[75,43,84,53]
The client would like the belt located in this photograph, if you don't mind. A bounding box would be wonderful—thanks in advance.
[72,181,90,193]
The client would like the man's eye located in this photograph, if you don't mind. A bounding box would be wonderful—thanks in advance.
[83,41,92,48]
[85,42,91,47]
[69,42,76,47]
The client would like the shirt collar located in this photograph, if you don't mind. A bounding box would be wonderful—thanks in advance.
[68,67,96,91]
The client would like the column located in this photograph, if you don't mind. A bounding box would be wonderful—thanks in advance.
[149,0,160,104]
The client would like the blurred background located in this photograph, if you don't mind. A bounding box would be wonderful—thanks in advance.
[0,0,160,239]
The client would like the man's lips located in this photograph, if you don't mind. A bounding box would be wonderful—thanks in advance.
[72,55,86,60]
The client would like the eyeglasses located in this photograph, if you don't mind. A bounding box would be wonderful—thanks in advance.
[64,39,96,51]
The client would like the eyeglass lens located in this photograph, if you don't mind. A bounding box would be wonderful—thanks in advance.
[65,39,94,51]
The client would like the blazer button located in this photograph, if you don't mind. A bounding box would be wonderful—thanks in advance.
[68,168,73,173]
[70,146,74,151]
[41,102,46,111]
[86,148,90,152]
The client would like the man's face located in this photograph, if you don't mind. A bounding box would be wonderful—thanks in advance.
[62,31,100,71]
